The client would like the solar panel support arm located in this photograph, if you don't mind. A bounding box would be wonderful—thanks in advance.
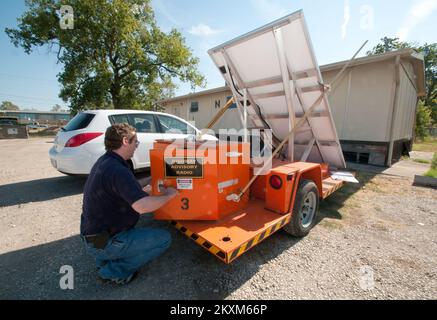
[222,50,273,135]
[227,39,369,203]
[243,88,248,143]
[228,91,326,202]
[274,26,325,164]
[222,56,245,126]
[273,27,296,161]
[205,97,236,129]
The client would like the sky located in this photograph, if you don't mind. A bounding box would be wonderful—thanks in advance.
[0,0,436,111]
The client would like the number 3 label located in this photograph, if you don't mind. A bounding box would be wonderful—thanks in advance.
[181,198,189,210]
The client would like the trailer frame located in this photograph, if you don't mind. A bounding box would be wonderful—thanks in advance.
[169,160,345,264]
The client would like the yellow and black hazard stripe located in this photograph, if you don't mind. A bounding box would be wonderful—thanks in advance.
[227,215,291,263]
[170,221,227,262]
[322,180,344,199]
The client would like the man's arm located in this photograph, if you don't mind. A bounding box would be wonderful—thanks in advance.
[132,187,178,214]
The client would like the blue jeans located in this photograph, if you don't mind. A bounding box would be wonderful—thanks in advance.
[82,228,171,280]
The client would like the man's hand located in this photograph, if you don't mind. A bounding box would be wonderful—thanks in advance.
[132,186,179,214]
[142,185,178,197]
[143,184,152,195]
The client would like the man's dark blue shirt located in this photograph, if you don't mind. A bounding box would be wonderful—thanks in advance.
[80,151,148,236]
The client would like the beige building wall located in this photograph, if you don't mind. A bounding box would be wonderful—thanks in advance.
[322,60,396,142]
[159,50,424,166]
[162,58,408,144]
[393,60,418,141]
[162,89,238,130]
[164,101,187,120]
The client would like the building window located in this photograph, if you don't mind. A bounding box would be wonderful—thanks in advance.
[226,96,237,109]
[190,101,199,113]
[215,100,221,109]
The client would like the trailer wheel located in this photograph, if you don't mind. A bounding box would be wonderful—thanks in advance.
[284,179,319,237]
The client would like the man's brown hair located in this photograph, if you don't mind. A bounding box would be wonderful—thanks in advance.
[104,123,136,151]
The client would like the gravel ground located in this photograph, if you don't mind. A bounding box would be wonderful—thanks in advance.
[0,137,436,300]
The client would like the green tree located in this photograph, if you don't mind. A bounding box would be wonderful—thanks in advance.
[417,43,436,111]
[6,0,205,114]
[51,104,62,112]
[415,101,432,140]
[368,38,436,125]
[0,101,20,110]
[366,37,411,55]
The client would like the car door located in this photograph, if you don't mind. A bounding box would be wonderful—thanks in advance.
[156,114,197,141]
[127,114,163,168]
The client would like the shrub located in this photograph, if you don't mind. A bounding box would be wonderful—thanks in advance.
[415,101,432,141]
[431,153,437,170]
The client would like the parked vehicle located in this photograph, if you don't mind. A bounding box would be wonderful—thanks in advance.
[49,110,217,175]
[27,122,49,130]
[0,116,19,126]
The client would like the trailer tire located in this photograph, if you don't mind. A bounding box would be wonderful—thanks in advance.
[283,179,319,237]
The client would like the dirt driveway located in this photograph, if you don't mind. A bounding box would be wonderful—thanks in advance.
[0,137,436,299]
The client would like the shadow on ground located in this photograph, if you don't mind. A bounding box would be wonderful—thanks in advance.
[0,216,303,300]
[0,164,381,299]
[0,171,151,207]
[0,176,87,207]
[315,167,378,226]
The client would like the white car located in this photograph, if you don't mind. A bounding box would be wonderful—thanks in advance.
[49,110,217,175]
[27,122,49,129]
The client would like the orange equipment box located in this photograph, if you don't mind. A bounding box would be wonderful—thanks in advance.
[150,140,251,221]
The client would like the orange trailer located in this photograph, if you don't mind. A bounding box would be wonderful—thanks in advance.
[151,148,345,264]
[150,10,360,263]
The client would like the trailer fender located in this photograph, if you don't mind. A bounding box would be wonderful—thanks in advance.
[299,166,323,197]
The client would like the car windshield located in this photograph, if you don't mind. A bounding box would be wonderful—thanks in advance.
[63,113,95,132]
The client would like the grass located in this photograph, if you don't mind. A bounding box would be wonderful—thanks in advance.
[28,127,59,137]
[424,153,437,178]
[401,154,431,164]
[413,137,437,153]
[425,169,437,178]
[413,159,431,164]
[365,180,387,194]
[29,131,57,137]
[319,219,343,230]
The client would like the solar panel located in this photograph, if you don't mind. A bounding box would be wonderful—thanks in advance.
[208,10,346,169]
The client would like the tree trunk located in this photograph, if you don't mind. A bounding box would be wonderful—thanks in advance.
[111,79,122,109]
